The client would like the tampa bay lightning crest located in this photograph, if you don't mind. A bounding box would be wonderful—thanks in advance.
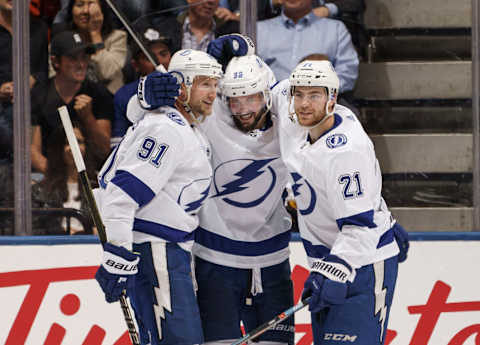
[212,158,278,208]
[167,112,186,126]
[177,178,211,213]
[290,172,316,215]
[326,133,347,149]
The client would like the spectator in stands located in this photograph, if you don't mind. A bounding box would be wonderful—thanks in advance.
[112,19,180,148]
[32,125,96,235]
[311,0,367,59]
[0,0,48,198]
[30,0,61,28]
[257,0,359,94]
[51,0,128,94]
[31,30,113,174]
[218,0,280,20]
[179,0,239,51]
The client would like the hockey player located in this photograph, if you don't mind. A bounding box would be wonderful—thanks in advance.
[193,54,295,345]
[134,38,409,345]
[94,49,223,345]
[271,60,409,344]
[129,42,295,345]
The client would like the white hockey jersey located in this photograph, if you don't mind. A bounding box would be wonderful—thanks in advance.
[193,99,291,269]
[272,80,399,274]
[96,104,212,252]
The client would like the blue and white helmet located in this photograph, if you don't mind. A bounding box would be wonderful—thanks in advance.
[168,49,223,87]
[221,54,275,110]
[289,60,339,117]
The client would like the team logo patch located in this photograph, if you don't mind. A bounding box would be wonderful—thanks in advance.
[326,133,347,149]
[167,112,185,126]
[212,158,278,208]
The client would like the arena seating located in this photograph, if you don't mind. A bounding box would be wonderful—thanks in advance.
[355,0,473,230]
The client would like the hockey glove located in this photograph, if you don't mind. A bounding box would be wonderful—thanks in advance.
[207,34,255,69]
[301,255,351,313]
[393,223,409,263]
[95,243,140,303]
[138,71,180,110]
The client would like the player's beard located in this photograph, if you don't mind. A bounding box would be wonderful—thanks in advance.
[232,108,268,133]
[190,100,213,119]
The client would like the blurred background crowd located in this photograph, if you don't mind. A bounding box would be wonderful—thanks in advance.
[1,0,475,235]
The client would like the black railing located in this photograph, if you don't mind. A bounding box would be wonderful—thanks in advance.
[0,208,93,235]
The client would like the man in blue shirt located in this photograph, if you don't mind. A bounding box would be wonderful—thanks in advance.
[257,0,358,93]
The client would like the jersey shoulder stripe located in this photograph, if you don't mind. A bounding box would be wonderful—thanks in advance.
[111,169,155,207]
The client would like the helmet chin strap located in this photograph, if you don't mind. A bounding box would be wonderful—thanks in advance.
[180,86,206,125]
[288,97,335,130]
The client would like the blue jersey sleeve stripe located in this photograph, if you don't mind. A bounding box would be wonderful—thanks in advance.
[336,209,376,230]
[133,218,195,242]
[111,170,155,207]
[301,237,330,259]
[195,227,291,256]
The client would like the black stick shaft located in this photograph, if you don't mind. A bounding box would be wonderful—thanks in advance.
[104,0,166,71]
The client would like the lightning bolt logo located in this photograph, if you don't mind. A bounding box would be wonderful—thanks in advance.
[374,261,388,342]
[289,172,316,215]
[184,181,210,213]
[212,158,278,208]
[177,178,212,213]
[151,243,172,341]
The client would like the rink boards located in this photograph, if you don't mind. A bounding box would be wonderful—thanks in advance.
[0,232,479,345]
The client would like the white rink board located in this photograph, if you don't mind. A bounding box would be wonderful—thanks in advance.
[0,235,479,345]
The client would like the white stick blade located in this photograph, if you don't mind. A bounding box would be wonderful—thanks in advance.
[58,106,86,172]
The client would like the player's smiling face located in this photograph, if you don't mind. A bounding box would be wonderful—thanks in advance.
[189,76,218,117]
[293,86,328,127]
[228,92,266,132]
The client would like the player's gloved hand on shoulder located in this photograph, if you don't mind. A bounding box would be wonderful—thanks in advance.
[207,34,255,69]
[393,223,409,263]
[95,242,140,303]
[138,71,180,110]
[301,255,350,313]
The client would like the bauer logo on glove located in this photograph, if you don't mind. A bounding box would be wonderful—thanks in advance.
[105,258,138,273]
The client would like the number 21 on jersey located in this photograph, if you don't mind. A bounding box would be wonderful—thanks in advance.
[339,172,363,199]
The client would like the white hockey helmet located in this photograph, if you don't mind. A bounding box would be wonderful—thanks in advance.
[168,49,223,87]
[221,54,275,110]
[289,60,340,115]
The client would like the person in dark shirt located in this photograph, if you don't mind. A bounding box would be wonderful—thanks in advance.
[31,30,113,173]
[0,0,48,164]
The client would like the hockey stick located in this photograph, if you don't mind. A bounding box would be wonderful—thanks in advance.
[230,297,311,345]
[104,0,166,72]
[58,106,141,345]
